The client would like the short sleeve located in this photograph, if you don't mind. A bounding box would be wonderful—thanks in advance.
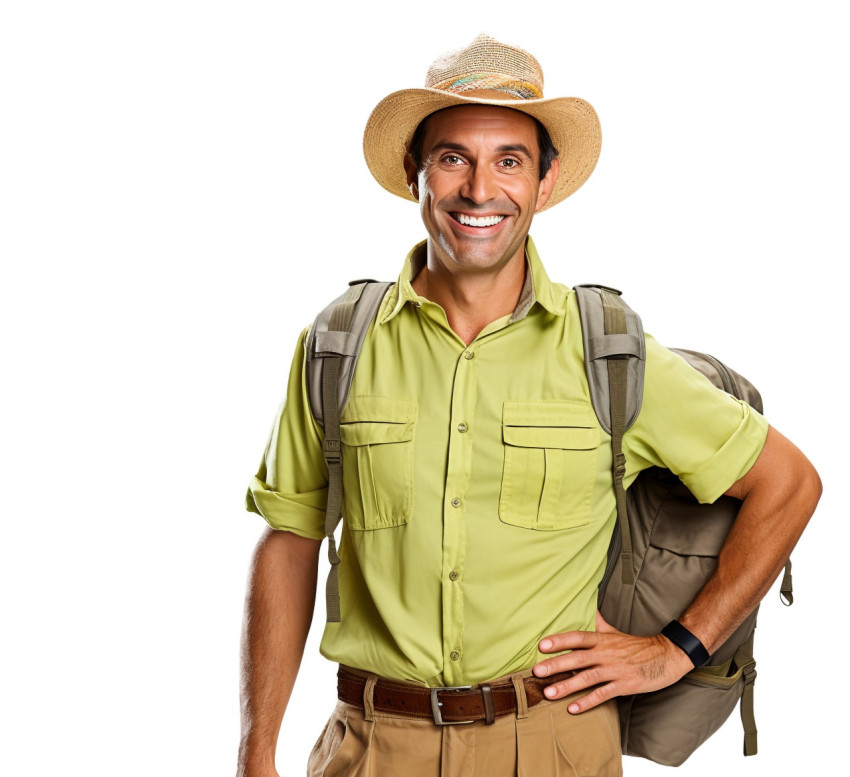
[245,327,328,539]
[623,335,769,504]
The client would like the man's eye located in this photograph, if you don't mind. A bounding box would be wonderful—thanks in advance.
[443,155,463,165]
[500,158,519,169]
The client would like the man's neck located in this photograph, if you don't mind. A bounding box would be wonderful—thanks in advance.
[410,244,527,346]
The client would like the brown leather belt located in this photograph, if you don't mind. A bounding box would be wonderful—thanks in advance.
[338,667,575,726]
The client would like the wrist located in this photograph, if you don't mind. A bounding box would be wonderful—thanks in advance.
[660,620,711,668]
[237,740,277,775]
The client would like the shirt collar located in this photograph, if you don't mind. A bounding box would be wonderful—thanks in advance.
[377,235,565,325]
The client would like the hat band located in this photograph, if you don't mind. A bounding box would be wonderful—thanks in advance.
[429,72,543,100]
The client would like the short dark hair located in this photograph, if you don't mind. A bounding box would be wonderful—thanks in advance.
[407,108,559,180]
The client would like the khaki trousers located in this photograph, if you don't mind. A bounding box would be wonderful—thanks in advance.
[307,668,622,777]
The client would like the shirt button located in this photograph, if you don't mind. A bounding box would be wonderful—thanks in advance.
[457,422,468,433]
[464,350,474,360]
[450,651,460,661]
[449,570,459,581]
[451,498,461,508]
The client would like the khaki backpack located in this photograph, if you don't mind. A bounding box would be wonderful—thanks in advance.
[305,280,793,766]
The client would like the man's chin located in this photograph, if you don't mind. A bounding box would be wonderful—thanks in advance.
[439,247,520,273]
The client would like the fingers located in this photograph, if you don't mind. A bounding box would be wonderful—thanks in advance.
[565,684,615,714]
[534,643,596,677]
[538,629,600,653]
[540,670,619,713]
[534,631,693,714]
[535,628,608,680]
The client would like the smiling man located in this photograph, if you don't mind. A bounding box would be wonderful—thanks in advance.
[237,35,820,777]
[403,105,559,346]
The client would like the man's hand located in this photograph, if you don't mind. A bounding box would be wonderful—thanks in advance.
[532,611,694,714]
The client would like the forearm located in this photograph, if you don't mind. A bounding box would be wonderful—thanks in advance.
[679,426,822,654]
[238,528,321,776]
[533,427,822,713]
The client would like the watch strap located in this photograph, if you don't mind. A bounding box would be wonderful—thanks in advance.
[661,620,711,668]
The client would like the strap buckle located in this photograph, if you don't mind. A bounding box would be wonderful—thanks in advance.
[614,452,627,480]
[430,686,473,725]
[323,438,341,464]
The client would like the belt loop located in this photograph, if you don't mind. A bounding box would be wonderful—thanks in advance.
[511,673,528,720]
[363,675,378,722]
[479,683,496,725]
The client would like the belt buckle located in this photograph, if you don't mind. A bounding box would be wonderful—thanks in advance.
[430,685,473,725]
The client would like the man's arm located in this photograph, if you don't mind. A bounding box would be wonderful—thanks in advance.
[532,425,822,712]
[237,528,321,776]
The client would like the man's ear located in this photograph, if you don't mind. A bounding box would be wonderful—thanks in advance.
[403,155,420,201]
[534,157,561,212]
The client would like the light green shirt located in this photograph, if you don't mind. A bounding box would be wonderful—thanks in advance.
[247,237,768,687]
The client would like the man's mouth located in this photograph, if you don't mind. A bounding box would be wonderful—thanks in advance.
[451,213,506,228]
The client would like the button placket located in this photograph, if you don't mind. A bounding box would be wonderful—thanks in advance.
[440,343,479,685]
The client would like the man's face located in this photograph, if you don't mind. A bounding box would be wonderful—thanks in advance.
[404,104,560,276]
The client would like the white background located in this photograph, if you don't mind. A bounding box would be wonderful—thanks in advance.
[2,1,847,775]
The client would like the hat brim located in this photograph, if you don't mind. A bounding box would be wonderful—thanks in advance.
[363,88,602,211]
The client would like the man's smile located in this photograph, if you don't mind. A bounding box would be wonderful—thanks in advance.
[447,211,511,235]
[451,212,506,228]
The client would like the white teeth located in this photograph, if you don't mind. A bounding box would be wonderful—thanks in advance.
[456,213,505,227]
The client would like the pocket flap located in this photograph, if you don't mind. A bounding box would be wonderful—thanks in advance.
[503,425,599,449]
[340,396,416,446]
[502,400,600,449]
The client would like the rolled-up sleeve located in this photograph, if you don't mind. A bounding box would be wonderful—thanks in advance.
[624,335,769,504]
[245,327,328,539]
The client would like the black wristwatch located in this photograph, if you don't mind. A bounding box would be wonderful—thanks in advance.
[661,620,711,668]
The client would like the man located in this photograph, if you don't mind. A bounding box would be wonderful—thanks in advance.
[237,35,820,776]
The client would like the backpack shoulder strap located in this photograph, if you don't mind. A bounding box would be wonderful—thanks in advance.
[574,285,645,588]
[305,279,393,426]
[574,284,646,434]
[305,279,393,623]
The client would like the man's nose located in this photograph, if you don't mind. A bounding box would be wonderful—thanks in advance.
[460,164,498,204]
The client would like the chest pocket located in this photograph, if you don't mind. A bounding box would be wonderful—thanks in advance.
[339,396,417,531]
[499,400,602,531]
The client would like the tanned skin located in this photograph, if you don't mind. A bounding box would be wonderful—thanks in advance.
[237,529,320,777]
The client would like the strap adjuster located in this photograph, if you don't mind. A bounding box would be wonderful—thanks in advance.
[323,438,341,463]
[430,686,473,725]
[614,452,627,480]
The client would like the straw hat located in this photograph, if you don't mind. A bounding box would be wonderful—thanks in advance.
[363,34,602,211]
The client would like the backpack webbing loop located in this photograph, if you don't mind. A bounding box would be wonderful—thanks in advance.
[601,289,635,586]
[736,633,758,756]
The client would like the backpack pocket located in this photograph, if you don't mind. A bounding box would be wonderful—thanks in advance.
[339,396,417,531]
[620,657,753,767]
[499,400,601,531]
